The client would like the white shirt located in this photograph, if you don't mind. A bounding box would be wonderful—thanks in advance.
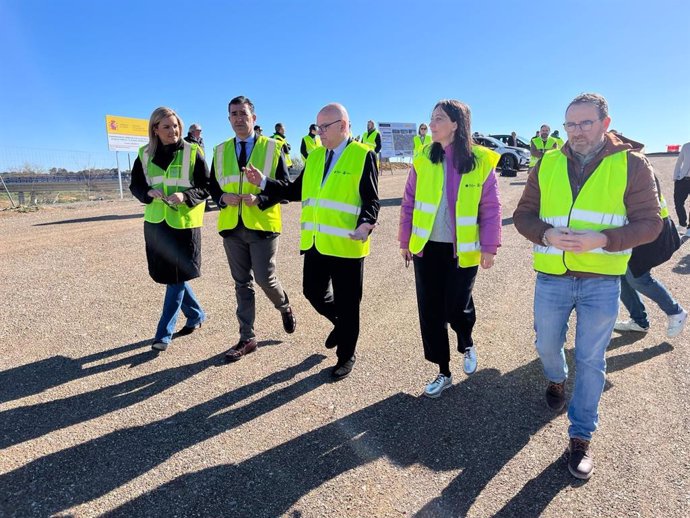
[673,142,690,180]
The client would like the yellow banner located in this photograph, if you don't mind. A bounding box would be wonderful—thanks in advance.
[105,115,148,137]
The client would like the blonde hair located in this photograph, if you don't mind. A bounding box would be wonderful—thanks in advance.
[148,107,183,157]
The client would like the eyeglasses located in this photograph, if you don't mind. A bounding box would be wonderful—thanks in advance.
[316,119,342,134]
[563,119,600,132]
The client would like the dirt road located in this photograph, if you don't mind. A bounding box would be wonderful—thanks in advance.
[1,157,688,517]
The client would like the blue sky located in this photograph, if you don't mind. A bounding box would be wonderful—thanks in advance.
[1,0,689,170]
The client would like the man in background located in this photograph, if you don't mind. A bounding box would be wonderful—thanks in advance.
[184,123,205,151]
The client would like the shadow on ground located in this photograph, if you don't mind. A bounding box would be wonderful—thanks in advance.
[0,341,671,517]
[672,252,690,275]
[34,214,143,226]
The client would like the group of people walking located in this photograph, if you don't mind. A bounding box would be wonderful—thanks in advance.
[130,92,686,481]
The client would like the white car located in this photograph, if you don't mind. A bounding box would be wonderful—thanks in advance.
[474,135,530,170]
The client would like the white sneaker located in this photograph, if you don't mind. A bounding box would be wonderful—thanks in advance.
[677,225,686,235]
[614,319,649,333]
[667,309,688,338]
[424,373,452,398]
[463,347,477,374]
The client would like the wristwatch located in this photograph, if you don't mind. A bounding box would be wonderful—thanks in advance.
[541,229,551,247]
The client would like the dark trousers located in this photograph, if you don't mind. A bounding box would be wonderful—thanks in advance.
[413,241,478,365]
[303,247,363,362]
[222,227,289,341]
[673,177,690,227]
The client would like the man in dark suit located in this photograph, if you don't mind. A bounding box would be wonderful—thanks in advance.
[245,103,379,380]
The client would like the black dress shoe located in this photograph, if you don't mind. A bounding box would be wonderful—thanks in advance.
[331,355,356,380]
[281,307,296,334]
[325,328,338,349]
[177,322,202,337]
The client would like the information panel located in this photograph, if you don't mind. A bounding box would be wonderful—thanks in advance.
[105,115,149,152]
[378,122,416,158]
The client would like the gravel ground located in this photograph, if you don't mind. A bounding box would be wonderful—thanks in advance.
[0,157,688,517]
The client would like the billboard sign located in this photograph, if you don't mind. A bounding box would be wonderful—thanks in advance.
[378,122,416,158]
[105,115,149,152]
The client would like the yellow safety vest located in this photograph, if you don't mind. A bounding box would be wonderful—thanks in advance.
[553,137,564,149]
[361,129,379,151]
[534,149,631,275]
[139,141,204,229]
[530,136,559,167]
[301,134,322,160]
[272,133,293,167]
[300,142,370,258]
[214,136,282,232]
[413,134,432,156]
[409,145,500,267]
[660,194,669,218]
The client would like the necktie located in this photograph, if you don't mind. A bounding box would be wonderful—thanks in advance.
[238,141,247,170]
[323,150,334,178]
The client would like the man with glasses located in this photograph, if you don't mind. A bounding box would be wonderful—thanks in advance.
[529,124,559,168]
[514,93,662,480]
[208,96,297,363]
[244,103,379,380]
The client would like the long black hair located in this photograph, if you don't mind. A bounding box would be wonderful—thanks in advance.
[428,99,476,175]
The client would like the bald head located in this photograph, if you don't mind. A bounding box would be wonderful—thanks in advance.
[317,103,349,149]
[319,103,349,123]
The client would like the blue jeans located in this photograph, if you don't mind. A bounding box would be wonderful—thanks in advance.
[154,282,205,344]
[534,273,620,441]
[620,268,682,328]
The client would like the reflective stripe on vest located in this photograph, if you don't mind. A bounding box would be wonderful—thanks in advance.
[530,136,558,167]
[301,134,322,159]
[361,130,379,151]
[409,145,500,267]
[299,142,370,258]
[138,141,204,229]
[214,136,282,232]
[534,149,631,275]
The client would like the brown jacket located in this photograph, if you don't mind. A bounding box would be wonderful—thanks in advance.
[513,132,662,277]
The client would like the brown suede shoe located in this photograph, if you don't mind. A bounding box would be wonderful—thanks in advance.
[281,307,297,334]
[568,438,593,480]
[545,381,566,412]
[225,338,258,362]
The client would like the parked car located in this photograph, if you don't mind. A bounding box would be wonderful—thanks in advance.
[473,135,530,170]
[489,134,531,150]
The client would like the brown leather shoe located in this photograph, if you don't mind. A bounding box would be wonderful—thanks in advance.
[545,381,566,411]
[281,307,296,334]
[225,338,258,362]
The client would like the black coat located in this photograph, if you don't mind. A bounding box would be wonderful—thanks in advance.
[130,140,210,284]
[627,177,681,277]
